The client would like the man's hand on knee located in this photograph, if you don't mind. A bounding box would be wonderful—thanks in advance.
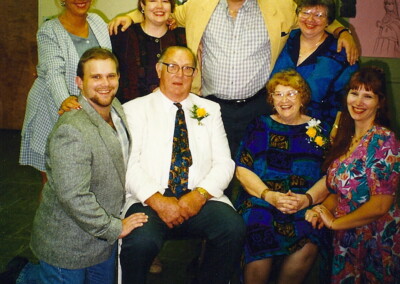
[145,193,184,228]
[178,191,207,219]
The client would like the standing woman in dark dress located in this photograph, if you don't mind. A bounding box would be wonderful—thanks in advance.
[111,0,186,103]
[271,0,358,127]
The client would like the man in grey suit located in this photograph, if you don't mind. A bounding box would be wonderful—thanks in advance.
[30,47,148,284]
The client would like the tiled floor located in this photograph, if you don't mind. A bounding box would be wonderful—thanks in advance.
[0,130,41,272]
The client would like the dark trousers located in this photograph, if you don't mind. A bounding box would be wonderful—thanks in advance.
[120,201,246,284]
[207,88,271,157]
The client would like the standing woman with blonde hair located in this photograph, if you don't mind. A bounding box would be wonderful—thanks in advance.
[20,0,111,188]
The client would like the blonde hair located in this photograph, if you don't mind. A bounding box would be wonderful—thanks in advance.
[266,69,311,114]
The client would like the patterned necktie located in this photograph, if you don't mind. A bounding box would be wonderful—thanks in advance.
[168,103,192,198]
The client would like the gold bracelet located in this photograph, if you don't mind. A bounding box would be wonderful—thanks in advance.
[329,218,335,229]
[195,187,210,200]
[305,193,313,207]
[260,188,269,200]
[337,28,351,38]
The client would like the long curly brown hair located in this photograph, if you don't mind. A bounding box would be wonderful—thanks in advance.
[322,66,391,171]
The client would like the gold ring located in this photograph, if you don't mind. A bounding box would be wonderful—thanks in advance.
[313,214,318,217]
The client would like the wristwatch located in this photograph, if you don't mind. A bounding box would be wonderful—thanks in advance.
[337,28,351,38]
[195,187,210,200]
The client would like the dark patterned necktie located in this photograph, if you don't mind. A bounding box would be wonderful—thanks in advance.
[168,103,192,198]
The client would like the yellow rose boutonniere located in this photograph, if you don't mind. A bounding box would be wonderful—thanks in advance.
[190,104,209,125]
[306,127,317,138]
[305,118,329,149]
[314,136,324,146]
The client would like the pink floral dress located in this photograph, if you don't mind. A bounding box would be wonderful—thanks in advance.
[326,126,400,284]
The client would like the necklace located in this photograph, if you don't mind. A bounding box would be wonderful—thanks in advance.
[227,0,244,18]
[59,14,88,37]
[349,135,362,148]
[229,9,239,17]
[298,34,327,64]
[348,125,374,151]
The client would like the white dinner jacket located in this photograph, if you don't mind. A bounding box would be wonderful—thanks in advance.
[122,91,234,214]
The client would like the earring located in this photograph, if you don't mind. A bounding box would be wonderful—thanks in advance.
[141,9,145,13]
[61,1,66,6]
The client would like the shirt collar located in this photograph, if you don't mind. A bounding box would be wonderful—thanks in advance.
[220,0,252,12]
[157,89,191,112]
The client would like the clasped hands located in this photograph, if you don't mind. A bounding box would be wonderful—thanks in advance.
[269,190,308,214]
[271,192,336,229]
[146,191,207,229]
[305,205,335,229]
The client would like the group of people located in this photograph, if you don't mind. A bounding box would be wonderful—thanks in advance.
[13,0,399,283]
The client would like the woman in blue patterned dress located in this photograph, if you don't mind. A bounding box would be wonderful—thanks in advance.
[270,0,358,127]
[307,66,400,283]
[235,69,332,284]
[19,0,111,186]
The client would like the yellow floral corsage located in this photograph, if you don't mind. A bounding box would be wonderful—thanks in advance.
[190,104,209,125]
[305,118,329,148]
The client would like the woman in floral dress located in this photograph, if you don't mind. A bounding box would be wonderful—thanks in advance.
[307,66,400,283]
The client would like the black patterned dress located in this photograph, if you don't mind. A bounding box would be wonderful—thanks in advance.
[235,115,330,263]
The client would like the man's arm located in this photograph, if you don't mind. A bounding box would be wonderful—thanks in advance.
[145,193,184,228]
[192,104,235,198]
[124,101,168,204]
[326,20,359,65]
[177,103,233,218]
[49,123,122,244]
[178,188,211,219]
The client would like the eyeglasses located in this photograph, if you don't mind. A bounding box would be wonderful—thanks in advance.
[299,9,327,21]
[160,62,196,77]
[270,90,299,100]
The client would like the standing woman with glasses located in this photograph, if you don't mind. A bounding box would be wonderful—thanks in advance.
[235,70,332,284]
[20,0,110,188]
[271,0,358,127]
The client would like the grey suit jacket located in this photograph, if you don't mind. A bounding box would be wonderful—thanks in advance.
[30,95,129,269]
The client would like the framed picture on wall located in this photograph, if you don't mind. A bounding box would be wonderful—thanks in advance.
[350,0,400,58]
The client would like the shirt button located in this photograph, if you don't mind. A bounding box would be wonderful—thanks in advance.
[157,54,161,58]
[155,39,159,43]
[86,40,90,44]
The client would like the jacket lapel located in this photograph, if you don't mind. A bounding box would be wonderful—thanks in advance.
[87,14,112,49]
[78,96,127,187]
